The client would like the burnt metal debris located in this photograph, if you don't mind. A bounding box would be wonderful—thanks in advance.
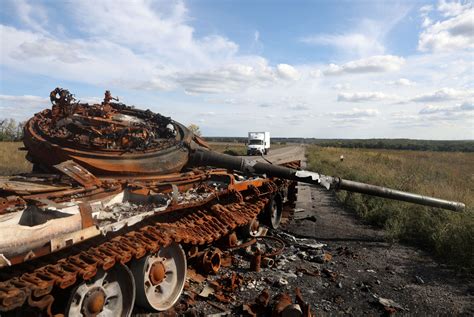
[0,88,466,316]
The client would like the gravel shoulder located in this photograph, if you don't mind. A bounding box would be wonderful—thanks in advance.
[282,183,474,316]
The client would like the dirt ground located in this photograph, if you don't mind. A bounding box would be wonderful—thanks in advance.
[133,147,473,316]
[281,185,474,316]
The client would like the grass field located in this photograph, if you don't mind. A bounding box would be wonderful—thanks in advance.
[306,146,474,270]
[0,142,31,175]
[208,142,248,156]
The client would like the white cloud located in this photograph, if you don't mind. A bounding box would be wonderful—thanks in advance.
[199,111,216,116]
[276,64,300,80]
[332,83,351,90]
[2,0,308,97]
[437,0,472,17]
[301,33,385,57]
[328,108,380,126]
[337,91,397,102]
[331,108,380,118]
[254,31,260,42]
[71,0,239,65]
[175,61,276,94]
[324,55,405,75]
[309,69,322,77]
[411,88,474,102]
[0,94,48,104]
[461,101,474,111]
[419,102,474,114]
[388,78,415,86]
[251,30,264,53]
[0,1,246,93]
[422,17,433,28]
[301,7,411,59]
[391,101,474,128]
[14,37,88,64]
[420,5,433,14]
[288,104,309,111]
[390,112,431,127]
[12,0,49,34]
[0,94,49,120]
[418,2,474,52]
[175,61,303,94]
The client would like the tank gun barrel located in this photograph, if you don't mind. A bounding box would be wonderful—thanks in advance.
[189,148,465,212]
[336,179,464,211]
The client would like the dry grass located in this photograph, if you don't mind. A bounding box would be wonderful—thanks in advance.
[306,146,474,269]
[0,142,32,175]
[208,142,247,156]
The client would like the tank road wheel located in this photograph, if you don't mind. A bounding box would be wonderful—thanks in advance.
[264,194,282,229]
[239,217,262,238]
[66,264,135,317]
[131,242,186,311]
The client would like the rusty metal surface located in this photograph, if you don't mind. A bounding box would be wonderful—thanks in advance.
[0,180,274,314]
[54,160,102,189]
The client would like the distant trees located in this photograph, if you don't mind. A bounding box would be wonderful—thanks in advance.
[0,119,25,141]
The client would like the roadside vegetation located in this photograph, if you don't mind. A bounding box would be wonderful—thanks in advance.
[0,119,24,142]
[0,142,32,175]
[209,142,247,156]
[306,146,474,270]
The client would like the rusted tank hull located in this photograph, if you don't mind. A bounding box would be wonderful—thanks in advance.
[0,159,295,315]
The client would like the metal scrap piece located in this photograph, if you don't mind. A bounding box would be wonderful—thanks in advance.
[54,161,102,188]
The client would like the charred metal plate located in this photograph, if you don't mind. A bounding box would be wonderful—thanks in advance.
[54,160,102,188]
[0,176,70,194]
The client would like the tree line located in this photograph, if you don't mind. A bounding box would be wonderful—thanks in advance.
[0,119,25,141]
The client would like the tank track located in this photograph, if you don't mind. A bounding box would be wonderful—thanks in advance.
[0,182,276,316]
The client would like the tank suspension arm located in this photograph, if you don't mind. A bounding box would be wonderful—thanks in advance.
[189,149,465,212]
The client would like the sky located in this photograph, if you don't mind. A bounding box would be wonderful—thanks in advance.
[0,0,473,139]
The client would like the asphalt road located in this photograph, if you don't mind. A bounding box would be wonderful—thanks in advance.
[240,145,305,165]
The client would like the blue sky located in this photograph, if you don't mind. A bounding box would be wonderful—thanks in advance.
[0,0,473,139]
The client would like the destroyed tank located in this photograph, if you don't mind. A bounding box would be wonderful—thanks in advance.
[0,88,465,316]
